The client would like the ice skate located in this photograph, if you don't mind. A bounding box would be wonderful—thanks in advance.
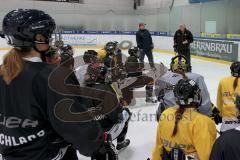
[116,139,130,152]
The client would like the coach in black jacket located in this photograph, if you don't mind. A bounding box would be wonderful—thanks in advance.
[136,23,155,69]
[174,24,193,64]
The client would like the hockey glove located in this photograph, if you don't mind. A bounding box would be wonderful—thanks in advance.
[210,104,222,125]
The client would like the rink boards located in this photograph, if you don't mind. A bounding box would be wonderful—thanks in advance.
[1,33,240,62]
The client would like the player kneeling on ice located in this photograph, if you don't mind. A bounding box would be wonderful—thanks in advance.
[76,50,99,86]
[216,61,240,133]
[210,95,240,160]
[0,9,106,160]
[98,42,125,103]
[84,62,132,160]
[155,55,217,121]
[152,79,217,160]
[121,46,157,105]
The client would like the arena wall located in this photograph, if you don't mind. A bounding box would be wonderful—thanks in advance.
[0,33,239,62]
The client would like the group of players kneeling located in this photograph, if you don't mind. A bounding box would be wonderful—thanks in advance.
[50,36,240,160]
[44,40,159,160]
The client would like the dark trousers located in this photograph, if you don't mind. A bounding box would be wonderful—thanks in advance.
[121,75,154,105]
[178,48,191,65]
[139,49,155,68]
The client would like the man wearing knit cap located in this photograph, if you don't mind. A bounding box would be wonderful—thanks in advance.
[136,23,155,69]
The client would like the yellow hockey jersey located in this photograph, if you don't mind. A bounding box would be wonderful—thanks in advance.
[97,48,124,101]
[97,48,107,62]
[217,76,240,118]
[152,107,216,160]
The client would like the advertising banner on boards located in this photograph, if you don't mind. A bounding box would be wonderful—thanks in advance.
[191,38,239,61]
[61,34,97,46]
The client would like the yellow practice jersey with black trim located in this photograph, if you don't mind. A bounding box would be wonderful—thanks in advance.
[97,48,107,62]
[217,76,240,118]
[152,107,216,160]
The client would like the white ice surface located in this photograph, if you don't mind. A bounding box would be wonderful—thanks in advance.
[0,49,229,160]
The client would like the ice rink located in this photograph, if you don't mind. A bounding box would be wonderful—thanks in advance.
[0,48,230,160]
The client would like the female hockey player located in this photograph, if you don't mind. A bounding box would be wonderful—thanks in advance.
[100,41,124,81]
[75,50,99,86]
[46,44,78,160]
[98,42,125,103]
[216,61,240,132]
[0,9,105,160]
[84,62,131,160]
[60,45,75,70]
[44,46,62,65]
[152,79,217,160]
[155,55,212,120]
[210,95,240,160]
[121,46,157,105]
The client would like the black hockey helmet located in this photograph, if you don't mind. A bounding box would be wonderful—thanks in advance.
[113,41,118,46]
[174,79,202,107]
[230,61,240,77]
[83,50,98,63]
[85,62,108,84]
[128,46,139,58]
[2,9,55,48]
[61,44,74,56]
[105,42,116,54]
[64,44,73,51]
[170,55,191,73]
[45,46,58,57]
[60,49,74,64]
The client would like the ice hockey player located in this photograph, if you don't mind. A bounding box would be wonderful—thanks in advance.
[44,46,62,65]
[210,95,240,160]
[100,41,123,79]
[0,9,105,160]
[84,62,131,160]
[216,61,240,132]
[98,41,123,70]
[98,42,125,103]
[75,50,99,86]
[61,44,74,56]
[152,79,217,160]
[155,55,212,120]
[60,46,75,70]
[44,44,73,66]
[121,46,157,104]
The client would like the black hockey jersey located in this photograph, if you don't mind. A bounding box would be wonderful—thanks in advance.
[210,127,240,160]
[125,55,142,77]
[85,83,123,131]
[0,61,104,160]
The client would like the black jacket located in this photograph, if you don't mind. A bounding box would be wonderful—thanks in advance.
[136,29,153,51]
[174,29,193,51]
[210,128,240,160]
[0,61,104,160]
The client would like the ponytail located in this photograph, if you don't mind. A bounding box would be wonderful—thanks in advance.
[0,48,26,85]
[172,106,185,137]
[233,77,239,91]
